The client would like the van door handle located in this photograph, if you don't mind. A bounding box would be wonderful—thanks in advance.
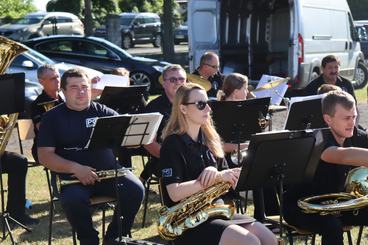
[345,42,348,50]
[349,42,352,49]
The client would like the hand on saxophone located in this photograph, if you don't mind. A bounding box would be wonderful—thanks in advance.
[71,164,100,185]
[198,166,218,188]
[217,169,239,189]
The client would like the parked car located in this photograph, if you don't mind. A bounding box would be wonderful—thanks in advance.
[94,12,161,49]
[7,45,101,118]
[0,12,84,42]
[24,35,170,93]
[188,0,368,91]
[174,22,188,44]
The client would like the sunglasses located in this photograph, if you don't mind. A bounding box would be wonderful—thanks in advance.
[183,100,209,110]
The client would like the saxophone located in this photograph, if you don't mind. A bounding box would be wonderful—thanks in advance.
[158,181,235,240]
[0,36,27,156]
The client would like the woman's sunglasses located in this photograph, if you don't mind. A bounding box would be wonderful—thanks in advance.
[183,100,209,110]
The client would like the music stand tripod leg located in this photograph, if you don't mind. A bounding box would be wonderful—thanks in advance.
[0,159,31,244]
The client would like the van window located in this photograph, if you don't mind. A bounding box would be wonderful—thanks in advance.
[348,13,359,41]
[192,11,217,43]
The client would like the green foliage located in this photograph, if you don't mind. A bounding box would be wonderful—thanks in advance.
[0,0,36,22]
[347,0,368,20]
[46,0,118,26]
[46,0,82,16]
[118,0,163,15]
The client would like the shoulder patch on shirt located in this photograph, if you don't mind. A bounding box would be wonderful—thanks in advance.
[86,117,98,128]
[162,168,173,178]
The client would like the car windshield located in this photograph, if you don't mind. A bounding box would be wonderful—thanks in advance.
[15,15,44,25]
[120,17,134,26]
[27,48,56,65]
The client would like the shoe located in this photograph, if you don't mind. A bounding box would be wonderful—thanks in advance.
[13,214,40,226]
[102,237,120,245]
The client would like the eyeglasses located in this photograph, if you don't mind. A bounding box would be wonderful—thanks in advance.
[164,77,186,84]
[183,100,209,111]
[204,63,219,69]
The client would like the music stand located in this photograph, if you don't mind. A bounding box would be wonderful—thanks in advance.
[0,73,30,244]
[210,97,270,164]
[99,85,148,114]
[284,95,326,130]
[85,113,162,242]
[236,128,327,238]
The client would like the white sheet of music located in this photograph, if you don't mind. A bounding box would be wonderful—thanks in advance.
[121,112,163,147]
[253,74,288,105]
[92,74,130,90]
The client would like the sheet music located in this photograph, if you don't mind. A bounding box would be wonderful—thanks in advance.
[84,112,163,149]
[283,94,325,129]
[92,74,130,90]
[253,74,288,105]
[122,112,163,147]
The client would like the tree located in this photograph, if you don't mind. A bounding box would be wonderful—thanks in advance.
[0,0,36,22]
[118,0,163,14]
[84,0,93,36]
[47,0,118,26]
[162,0,175,62]
[347,0,368,20]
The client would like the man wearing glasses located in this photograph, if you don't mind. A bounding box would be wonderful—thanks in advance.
[139,64,187,183]
[192,51,224,98]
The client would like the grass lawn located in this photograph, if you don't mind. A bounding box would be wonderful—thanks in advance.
[1,85,368,244]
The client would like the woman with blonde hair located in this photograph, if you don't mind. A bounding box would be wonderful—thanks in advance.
[160,83,277,245]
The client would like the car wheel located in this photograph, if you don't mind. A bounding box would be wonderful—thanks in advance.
[153,34,161,48]
[354,62,368,89]
[131,72,151,91]
[122,35,132,49]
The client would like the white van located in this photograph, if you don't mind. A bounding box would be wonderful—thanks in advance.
[188,0,368,90]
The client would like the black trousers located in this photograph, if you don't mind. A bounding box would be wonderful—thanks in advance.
[1,151,28,219]
[60,171,144,245]
[284,201,368,245]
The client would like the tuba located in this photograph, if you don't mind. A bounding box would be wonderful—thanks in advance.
[0,36,27,156]
[298,167,368,215]
[158,181,235,240]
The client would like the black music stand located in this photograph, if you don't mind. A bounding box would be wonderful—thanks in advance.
[0,73,30,244]
[86,113,161,243]
[236,129,327,239]
[210,97,270,164]
[99,85,148,114]
[284,96,326,130]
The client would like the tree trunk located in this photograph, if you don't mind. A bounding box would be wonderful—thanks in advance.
[84,0,93,36]
[162,0,175,62]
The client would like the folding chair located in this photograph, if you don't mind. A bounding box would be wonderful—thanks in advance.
[45,168,116,245]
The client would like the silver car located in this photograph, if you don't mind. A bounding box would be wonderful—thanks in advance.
[7,47,101,117]
[0,11,84,42]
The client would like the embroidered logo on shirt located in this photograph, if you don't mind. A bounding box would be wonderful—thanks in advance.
[162,168,173,177]
[86,117,98,128]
